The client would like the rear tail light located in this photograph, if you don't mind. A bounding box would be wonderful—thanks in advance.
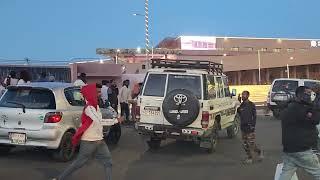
[135,106,141,121]
[201,111,210,128]
[44,112,63,123]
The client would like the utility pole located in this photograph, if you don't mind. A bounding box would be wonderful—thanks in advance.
[145,0,150,69]
[258,50,261,84]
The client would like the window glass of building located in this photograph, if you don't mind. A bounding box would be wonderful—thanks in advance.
[273,48,281,53]
[287,48,295,53]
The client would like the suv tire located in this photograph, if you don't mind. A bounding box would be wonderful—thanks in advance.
[162,89,200,127]
[106,123,121,145]
[0,145,12,154]
[273,109,281,119]
[227,114,240,139]
[147,138,161,150]
[206,134,218,153]
[52,132,75,162]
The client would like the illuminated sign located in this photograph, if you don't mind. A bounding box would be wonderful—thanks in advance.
[180,36,216,50]
[311,40,320,47]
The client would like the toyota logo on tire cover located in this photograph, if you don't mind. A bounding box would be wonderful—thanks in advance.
[174,94,188,105]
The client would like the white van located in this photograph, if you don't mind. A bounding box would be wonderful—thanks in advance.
[267,78,320,118]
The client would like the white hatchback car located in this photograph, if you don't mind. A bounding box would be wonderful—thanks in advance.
[0,82,120,161]
[135,59,240,153]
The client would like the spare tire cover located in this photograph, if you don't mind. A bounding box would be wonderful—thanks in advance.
[162,89,200,127]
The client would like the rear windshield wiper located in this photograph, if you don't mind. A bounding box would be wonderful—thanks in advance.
[6,101,26,113]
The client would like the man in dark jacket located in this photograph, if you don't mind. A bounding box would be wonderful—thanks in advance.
[237,91,263,164]
[108,80,119,113]
[279,86,320,180]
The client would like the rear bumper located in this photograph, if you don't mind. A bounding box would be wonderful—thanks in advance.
[267,103,278,110]
[135,123,205,140]
[0,127,64,149]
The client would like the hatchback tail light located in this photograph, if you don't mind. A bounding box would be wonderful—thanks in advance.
[44,112,63,123]
[135,106,141,121]
[201,111,210,128]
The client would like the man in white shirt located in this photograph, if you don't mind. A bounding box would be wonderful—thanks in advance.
[0,78,5,97]
[101,80,110,107]
[73,73,87,87]
[119,80,131,123]
[3,71,18,87]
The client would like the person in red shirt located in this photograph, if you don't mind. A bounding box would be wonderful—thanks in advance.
[54,84,121,180]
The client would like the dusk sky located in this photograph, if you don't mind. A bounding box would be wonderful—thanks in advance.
[0,0,319,61]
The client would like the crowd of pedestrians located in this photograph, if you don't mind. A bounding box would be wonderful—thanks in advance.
[73,72,142,124]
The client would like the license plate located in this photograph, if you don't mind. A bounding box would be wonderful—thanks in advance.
[9,133,26,144]
[142,110,160,116]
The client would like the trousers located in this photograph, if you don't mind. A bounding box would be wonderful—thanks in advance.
[58,140,112,180]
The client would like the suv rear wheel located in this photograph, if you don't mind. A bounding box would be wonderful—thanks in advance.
[0,145,13,154]
[52,132,75,162]
[273,109,281,119]
[227,114,240,138]
[147,138,161,150]
[206,134,218,153]
[106,123,121,145]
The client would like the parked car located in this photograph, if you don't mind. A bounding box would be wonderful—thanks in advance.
[267,78,320,119]
[0,82,120,161]
[135,59,240,153]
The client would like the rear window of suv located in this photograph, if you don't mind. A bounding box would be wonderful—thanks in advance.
[167,74,202,99]
[0,87,56,109]
[272,80,298,93]
[143,74,167,97]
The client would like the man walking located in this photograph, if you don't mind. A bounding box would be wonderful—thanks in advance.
[109,80,119,113]
[74,73,87,87]
[54,84,121,180]
[279,86,320,180]
[119,80,131,124]
[101,80,110,107]
[237,91,263,164]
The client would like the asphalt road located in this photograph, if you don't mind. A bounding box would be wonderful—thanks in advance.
[0,116,313,180]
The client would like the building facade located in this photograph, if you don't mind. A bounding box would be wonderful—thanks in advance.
[0,65,71,82]
[155,36,320,85]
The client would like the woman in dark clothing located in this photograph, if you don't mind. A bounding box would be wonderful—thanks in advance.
[108,80,119,113]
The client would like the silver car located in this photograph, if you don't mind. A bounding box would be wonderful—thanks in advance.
[0,82,120,161]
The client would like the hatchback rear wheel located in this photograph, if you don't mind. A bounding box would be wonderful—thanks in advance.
[52,132,75,162]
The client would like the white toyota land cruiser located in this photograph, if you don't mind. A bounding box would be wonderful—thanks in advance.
[135,59,240,153]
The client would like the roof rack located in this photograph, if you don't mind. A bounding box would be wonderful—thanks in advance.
[151,59,223,75]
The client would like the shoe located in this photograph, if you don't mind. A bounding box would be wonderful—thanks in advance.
[242,158,253,165]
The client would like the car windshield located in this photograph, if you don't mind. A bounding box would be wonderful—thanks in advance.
[0,87,56,109]
[272,80,298,93]
[167,74,202,99]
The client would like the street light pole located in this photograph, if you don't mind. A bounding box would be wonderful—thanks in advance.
[144,0,150,69]
[286,64,290,78]
[258,50,261,84]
